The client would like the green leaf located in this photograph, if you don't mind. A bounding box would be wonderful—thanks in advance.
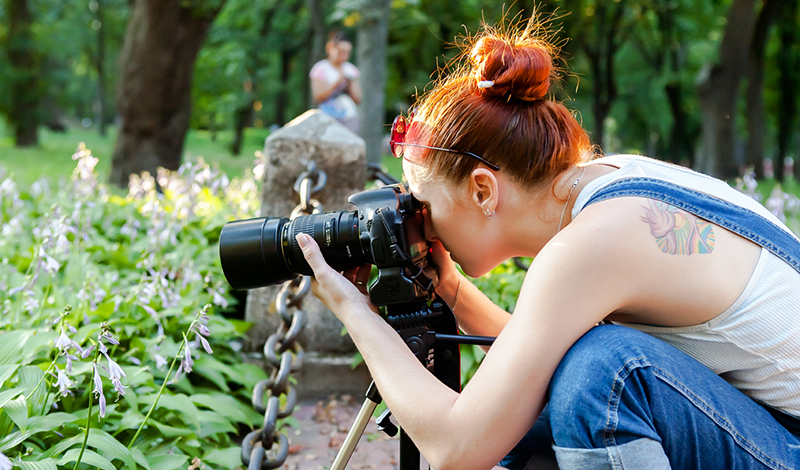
[150,420,194,437]
[0,364,20,385]
[138,393,200,430]
[94,301,116,320]
[196,410,236,438]
[0,330,33,366]
[3,395,28,431]
[146,453,189,470]
[86,428,137,470]
[116,408,144,431]
[18,366,47,416]
[39,434,81,459]
[192,355,231,392]
[0,388,24,409]
[16,458,58,470]
[57,448,116,470]
[0,430,31,453]
[202,447,241,467]
[130,448,151,470]
[27,412,80,434]
[190,393,249,423]
[227,362,268,389]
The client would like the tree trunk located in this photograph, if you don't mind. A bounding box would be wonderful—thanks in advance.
[357,0,392,168]
[695,0,757,179]
[664,82,692,166]
[305,0,326,112]
[230,98,253,156]
[6,0,40,147]
[745,0,780,179]
[275,48,293,126]
[95,0,107,136]
[563,0,627,149]
[109,0,226,187]
[776,0,800,182]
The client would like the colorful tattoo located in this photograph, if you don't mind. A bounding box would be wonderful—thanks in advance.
[641,200,715,255]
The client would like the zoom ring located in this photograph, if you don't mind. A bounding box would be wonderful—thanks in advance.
[289,216,318,268]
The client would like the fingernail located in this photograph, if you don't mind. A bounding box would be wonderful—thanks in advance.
[296,233,309,249]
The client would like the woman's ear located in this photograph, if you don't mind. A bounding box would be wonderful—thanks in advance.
[469,168,499,218]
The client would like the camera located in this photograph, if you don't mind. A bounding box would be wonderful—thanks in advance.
[218,184,437,306]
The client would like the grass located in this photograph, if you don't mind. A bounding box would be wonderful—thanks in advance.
[0,120,271,187]
[0,120,406,188]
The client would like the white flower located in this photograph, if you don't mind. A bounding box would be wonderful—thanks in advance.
[24,295,40,313]
[154,353,168,370]
[54,365,74,396]
[92,364,107,418]
[0,451,12,470]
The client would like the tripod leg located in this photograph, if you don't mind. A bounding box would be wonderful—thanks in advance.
[400,429,421,470]
[330,382,382,470]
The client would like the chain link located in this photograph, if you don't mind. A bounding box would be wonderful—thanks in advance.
[242,162,326,469]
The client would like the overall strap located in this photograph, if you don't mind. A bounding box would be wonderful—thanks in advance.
[584,177,800,276]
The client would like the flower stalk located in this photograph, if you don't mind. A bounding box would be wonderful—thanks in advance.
[127,305,212,449]
[73,341,102,470]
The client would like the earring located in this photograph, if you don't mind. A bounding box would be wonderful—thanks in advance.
[484,209,495,220]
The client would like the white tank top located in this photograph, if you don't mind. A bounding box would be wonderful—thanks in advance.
[573,155,800,418]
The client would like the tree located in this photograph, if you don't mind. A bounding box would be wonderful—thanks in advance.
[92,0,109,136]
[4,0,41,146]
[775,0,800,182]
[695,0,758,178]
[109,0,227,187]
[560,0,631,148]
[356,0,392,168]
[744,0,781,179]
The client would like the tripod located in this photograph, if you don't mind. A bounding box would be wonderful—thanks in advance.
[331,298,496,470]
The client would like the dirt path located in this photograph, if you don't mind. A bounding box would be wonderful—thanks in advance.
[280,396,402,470]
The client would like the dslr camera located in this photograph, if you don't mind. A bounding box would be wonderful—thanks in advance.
[218,184,437,307]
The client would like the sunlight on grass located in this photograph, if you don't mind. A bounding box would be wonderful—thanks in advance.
[0,120,270,188]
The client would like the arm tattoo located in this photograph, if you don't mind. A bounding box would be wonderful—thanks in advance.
[640,200,715,255]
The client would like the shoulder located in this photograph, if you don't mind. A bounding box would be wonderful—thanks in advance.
[310,60,331,78]
[527,197,673,311]
[343,62,360,79]
[560,196,681,269]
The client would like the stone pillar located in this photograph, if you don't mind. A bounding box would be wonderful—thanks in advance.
[245,110,372,398]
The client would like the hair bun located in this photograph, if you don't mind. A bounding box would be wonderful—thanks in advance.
[470,36,552,101]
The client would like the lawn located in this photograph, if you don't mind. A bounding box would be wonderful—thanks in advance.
[0,120,271,187]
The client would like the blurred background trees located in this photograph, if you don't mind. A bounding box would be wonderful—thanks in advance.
[1,0,799,185]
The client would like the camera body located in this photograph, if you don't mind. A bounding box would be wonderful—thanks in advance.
[219,184,437,306]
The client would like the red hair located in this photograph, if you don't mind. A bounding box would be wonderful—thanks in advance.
[409,17,592,188]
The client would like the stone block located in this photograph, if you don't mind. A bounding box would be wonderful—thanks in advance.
[244,110,367,356]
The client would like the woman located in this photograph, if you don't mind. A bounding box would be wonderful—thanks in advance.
[310,31,362,134]
[295,20,800,470]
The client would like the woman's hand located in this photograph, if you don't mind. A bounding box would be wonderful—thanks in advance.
[296,233,378,318]
[428,240,461,306]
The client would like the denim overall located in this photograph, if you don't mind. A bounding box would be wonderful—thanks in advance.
[500,178,800,470]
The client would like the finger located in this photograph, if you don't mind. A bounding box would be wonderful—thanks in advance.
[353,266,371,295]
[342,267,359,284]
[355,265,371,286]
[296,233,336,280]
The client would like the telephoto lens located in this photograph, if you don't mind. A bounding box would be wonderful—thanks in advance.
[219,210,367,290]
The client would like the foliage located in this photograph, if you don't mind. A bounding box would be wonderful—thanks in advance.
[0,121,270,188]
[3,0,799,175]
[0,144,267,468]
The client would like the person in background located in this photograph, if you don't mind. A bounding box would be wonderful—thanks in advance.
[310,31,362,134]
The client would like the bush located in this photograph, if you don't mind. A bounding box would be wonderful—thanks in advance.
[0,144,267,469]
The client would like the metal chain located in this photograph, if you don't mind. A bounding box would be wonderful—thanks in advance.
[242,162,326,470]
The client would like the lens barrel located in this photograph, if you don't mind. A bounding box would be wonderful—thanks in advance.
[219,211,367,290]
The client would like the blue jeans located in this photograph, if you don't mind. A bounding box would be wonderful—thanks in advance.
[499,324,800,469]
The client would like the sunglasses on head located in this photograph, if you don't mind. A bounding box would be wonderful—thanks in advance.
[389,112,501,172]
